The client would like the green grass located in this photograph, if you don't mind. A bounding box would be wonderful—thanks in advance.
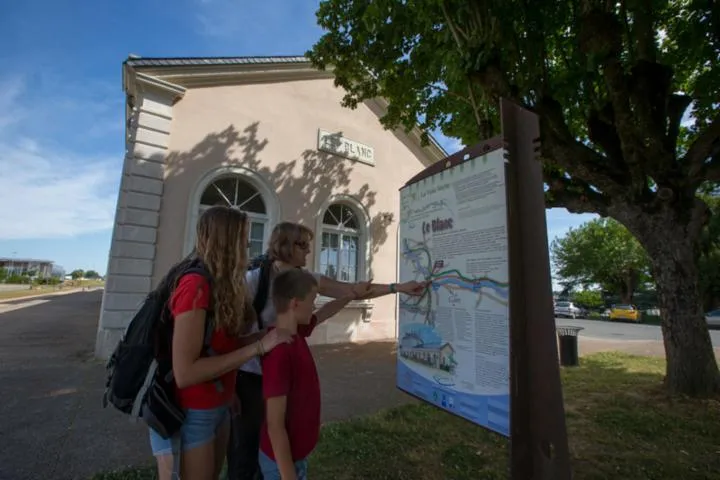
[91,352,720,480]
[0,280,104,300]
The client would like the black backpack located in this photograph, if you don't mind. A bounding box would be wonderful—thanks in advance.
[102,256,217,439]
[248,253,273,330]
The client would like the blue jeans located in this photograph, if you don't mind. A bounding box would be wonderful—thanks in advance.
[258,450,308,480]
[148,405,229,456]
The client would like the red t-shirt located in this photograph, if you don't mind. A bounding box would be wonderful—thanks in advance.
[170,273,241,410]
[259,316,321,461]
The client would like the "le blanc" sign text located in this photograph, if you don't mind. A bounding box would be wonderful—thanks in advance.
[317,129,375,166]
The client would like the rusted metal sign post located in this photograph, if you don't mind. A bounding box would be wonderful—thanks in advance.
[502,99,571,480]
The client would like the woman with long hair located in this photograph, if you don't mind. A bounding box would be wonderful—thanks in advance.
[150,206,293,480]
[226,221,427,480]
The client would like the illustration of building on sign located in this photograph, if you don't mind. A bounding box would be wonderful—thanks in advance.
[399,332,458,373]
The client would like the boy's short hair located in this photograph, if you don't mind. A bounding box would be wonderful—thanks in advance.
[272,269,319,313]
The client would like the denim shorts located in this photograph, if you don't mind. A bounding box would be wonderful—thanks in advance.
[259,450,308,480]
[148,405,230,456]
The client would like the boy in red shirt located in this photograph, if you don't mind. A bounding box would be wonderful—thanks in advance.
[259,269,371,479]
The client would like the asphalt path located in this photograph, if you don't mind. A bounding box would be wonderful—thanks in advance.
[555,317,720,346]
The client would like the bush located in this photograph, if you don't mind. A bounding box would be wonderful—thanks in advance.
[588,312,603,320]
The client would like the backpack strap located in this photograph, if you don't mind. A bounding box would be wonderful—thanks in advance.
[252,257,273,330]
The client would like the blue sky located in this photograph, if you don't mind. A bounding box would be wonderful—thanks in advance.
[0,0,596,275]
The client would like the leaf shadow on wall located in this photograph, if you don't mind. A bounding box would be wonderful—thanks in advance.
[161,122,395,278]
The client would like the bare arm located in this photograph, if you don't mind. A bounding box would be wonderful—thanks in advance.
[266,396,296,480]
[172,309,287,389]
[314,294,356,325]
[317,275,425,300]
[316,276,387,299]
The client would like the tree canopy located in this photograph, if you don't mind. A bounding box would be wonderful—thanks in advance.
[309,0,719,216]
[551,218,651,302]
[308,0,720,394]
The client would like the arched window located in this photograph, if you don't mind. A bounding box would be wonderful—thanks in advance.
[198,175,268,258]
[319,203,362,282]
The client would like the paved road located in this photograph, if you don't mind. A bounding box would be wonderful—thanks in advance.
[0,289,414,480]
[0,290,149,480]
[555,317,720,346]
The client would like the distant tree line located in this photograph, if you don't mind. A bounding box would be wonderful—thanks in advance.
[0,268,102,284]
[552,195,720,312]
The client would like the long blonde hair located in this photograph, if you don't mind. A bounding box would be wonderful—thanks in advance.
[194,206,250,336]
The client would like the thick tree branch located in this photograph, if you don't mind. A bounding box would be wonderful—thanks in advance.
[665,93,693,153]
[587,103,624,162]
[544,170,610,216]
[686,112,720,181]
[578,9,648,190]
[537,96,627,197]
[629,0,657,62]
[440,1,466,54]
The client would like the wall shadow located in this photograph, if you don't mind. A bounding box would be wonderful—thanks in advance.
[161,122,395,276]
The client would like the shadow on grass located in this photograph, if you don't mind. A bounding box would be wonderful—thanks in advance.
[90,352,720,480]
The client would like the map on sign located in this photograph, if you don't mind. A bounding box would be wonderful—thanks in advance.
[396,149,510,437]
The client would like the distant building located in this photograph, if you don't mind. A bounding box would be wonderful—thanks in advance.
[0,258,54,278]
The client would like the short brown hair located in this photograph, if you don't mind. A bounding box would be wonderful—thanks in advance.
[272,269,318,313]
[267,222,314,263]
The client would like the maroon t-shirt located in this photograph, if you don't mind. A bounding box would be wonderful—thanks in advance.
[260,316,321,461]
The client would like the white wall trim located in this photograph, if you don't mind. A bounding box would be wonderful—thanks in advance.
[313,194,371,283]
[183,165,281,255]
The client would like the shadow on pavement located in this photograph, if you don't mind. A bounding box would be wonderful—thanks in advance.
[0,290,414,480]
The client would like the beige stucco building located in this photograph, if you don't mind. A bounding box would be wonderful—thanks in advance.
[95,55,446,359]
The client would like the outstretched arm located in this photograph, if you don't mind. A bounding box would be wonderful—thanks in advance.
[314,281,372,324]
[317,275,427,300]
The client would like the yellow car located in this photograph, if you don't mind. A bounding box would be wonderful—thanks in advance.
[609,304,641,322]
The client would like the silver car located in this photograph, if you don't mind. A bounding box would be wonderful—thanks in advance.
[555,301,582,319]
[706,309,720,327]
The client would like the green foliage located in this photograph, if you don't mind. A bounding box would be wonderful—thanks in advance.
[551,219,651,301]
[571,290,605,309]
[698,195,720,309]
[70,269,84,280]
[6,273,29,284]
[309,0,720,393]
[308,0,718,175]
[85,270,100,279]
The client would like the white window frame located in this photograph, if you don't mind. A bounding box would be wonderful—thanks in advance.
[184,166,280,256]
[314,195,370,285]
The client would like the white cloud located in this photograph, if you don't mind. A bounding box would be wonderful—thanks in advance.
[0,76,28,129]
[0,138,119,239]
[0,75,122,240]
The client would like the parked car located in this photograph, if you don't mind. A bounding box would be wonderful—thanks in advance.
[554,301,582,319]
[609,304,641,322]
[706,309,720,327]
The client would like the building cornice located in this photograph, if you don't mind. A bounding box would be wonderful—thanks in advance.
[122,56,448,165]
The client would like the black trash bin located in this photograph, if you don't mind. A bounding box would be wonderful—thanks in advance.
[556,326,584,367]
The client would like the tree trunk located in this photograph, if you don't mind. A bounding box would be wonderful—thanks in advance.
[631,210,720,396]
